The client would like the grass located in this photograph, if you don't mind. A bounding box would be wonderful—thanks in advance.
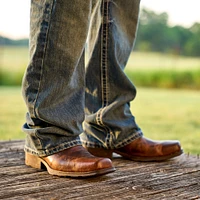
[0,46,29,71]
[131,87,200,155]
[0,46,28,85]
[0,47,199,154]
[126,51,200,90]
[0,87,27,140]
[1,47,200,72]
[126,69,200,90]
[1,46,200,89]
[126,51,200,71]
[0,86,199,155]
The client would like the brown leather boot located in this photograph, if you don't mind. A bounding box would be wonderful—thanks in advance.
[85,137,183,161]
[25,145,115,177]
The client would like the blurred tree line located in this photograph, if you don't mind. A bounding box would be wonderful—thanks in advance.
[0,36,28,46]
[0,8,200,57]
[135,8,200,57]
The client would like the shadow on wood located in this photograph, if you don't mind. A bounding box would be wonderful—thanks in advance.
[0,140,200,200]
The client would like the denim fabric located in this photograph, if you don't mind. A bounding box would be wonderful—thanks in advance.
[22,0,143,156]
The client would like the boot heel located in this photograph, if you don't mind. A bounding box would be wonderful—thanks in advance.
[85,147,113,159]
[25,152,42,169]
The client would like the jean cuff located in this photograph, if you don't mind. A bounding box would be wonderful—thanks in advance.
[24,139,82,157]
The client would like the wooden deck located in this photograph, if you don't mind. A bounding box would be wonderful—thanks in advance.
[0,140,200,200]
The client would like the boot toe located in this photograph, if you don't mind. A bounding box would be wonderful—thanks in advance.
[162,140,182,155]
[96,158,114,170]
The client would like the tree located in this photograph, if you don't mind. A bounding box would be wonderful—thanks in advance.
[184,23,200,56]
[0,36,28,46]
[135,8,199,57]
[136,8,170,52]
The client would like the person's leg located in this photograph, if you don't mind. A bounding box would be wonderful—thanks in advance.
[81,0,183,161]
[22,0,114,177]
[82,0,142,149]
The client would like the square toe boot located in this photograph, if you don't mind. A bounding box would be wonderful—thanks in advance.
[25,145,115,177]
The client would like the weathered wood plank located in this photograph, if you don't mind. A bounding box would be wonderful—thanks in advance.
[0,140,199,200]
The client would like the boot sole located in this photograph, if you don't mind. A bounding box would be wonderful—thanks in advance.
[25,152,115,177]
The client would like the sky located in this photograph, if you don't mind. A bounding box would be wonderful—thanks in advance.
[0,0,200,39]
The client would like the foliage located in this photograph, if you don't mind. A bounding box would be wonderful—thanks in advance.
[126,69,200,90]
[0,36,28,46]
[1,47,200,90]
[0,46,28,85]
[184,23,200,56]
[1,8,200,56]
[135,8,200,57]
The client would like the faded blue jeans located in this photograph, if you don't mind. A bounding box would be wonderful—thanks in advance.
[22,0,143,157]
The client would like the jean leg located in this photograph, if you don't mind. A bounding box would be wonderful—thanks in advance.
[81,0,143,149]
[22,0,92,156]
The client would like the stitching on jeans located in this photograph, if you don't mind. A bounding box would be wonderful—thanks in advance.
[101,0,109,108]
[24,139,82,156]
[33,0,56,118]
[96,0,113,148]
[114,130,143,149]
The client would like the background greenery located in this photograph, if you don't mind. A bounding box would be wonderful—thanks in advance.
[135,9,200,57]
[0,8,199,154]
[1,8,200,57]
[1,8,200,88]
[0,86,199,154]
[0,47,199,154]
[1,46,200,90]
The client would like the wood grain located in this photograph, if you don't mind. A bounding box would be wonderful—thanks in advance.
[0,140,199,200]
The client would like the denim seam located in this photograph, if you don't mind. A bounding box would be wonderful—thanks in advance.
[33,0,56,119]
[114,130,143,149]
[97,0,113,149]
[101,1,109,108]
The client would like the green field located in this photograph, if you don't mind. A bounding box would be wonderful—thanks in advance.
[0,46,28,85]
[0,86,199,154]
[1,46,200,89]
[1,46,200,71]
[0,87,26,139]
[126,51,200,71]
[0,46,29,71]
[0,46,199,154]
[131,87,200,155]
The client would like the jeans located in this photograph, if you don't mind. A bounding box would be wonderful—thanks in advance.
[22,0,143,157]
